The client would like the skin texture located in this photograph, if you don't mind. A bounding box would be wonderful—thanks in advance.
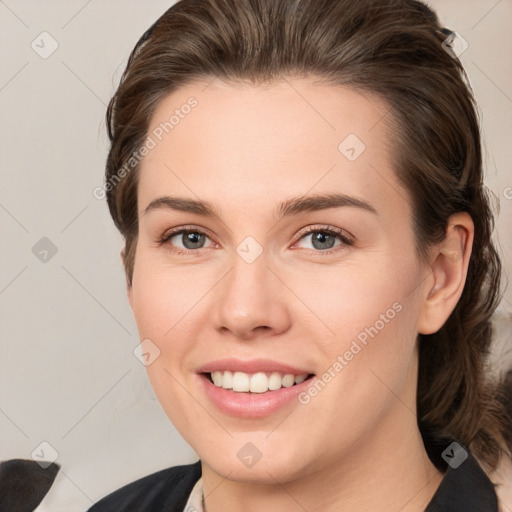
[126,77,473,511]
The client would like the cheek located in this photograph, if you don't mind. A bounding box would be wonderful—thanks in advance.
[129,262,208,436]
[129,252,223,409]
[288,253,423,391]
[130,251,209,341]
[289,253,420,335]
[284,257,423,454]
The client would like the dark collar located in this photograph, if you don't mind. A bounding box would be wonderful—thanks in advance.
[425,449,499,511]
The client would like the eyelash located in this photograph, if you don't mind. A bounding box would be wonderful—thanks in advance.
[158,224,354,257]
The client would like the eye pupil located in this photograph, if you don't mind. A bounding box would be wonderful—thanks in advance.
[183,232,205,249]
[312,231,336,250]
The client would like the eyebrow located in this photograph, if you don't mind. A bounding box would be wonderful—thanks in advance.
[141,192,377,220]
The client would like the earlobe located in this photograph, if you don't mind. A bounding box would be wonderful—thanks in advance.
[418,212,474,335]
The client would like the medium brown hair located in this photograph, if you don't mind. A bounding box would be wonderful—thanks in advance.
[104,0,512,472]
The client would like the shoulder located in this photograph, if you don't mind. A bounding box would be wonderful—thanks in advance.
[87,460,202,512]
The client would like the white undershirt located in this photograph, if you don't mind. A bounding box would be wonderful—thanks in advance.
[183,476,204,511]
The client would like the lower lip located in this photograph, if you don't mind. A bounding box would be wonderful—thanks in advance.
[198,373,315,418]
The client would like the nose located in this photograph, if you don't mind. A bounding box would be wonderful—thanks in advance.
[212,249,291,341]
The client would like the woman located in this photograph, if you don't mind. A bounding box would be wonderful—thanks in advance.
[88,0,512,510]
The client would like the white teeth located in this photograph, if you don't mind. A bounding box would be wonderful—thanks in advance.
[249,372,268,393]
[282,374,295,387]
[268,372,283,391]
[221,370,233,389]
[209,370,310,393]
[211,371,223,387]
[232,372,250,392]
[294,374,307,384]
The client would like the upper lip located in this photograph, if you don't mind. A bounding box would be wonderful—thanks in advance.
[196,358,314,376]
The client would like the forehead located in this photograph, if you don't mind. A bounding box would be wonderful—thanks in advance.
[138,77,408,219]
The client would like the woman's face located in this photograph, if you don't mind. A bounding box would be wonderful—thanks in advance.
[129,77,432,482]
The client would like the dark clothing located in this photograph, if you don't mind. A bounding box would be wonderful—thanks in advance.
[87,460,201,512]
[425,450,499,511]
[87,450,499,511]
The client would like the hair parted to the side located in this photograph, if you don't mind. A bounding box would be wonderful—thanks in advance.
[104,0,512,472]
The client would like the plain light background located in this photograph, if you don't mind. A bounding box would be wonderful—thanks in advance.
[0,1,511,510]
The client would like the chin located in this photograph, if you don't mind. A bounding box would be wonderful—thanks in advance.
[198,438,313,484]
[204,455,302,484]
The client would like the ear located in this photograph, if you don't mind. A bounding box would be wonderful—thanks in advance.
[121,247,133,309]
[417,212,474,335]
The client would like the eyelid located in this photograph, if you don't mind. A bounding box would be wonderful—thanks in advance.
[160,224,214,242]
[294,224,354,244]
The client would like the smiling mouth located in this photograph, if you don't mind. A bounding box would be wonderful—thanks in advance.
[201,371,315,394]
